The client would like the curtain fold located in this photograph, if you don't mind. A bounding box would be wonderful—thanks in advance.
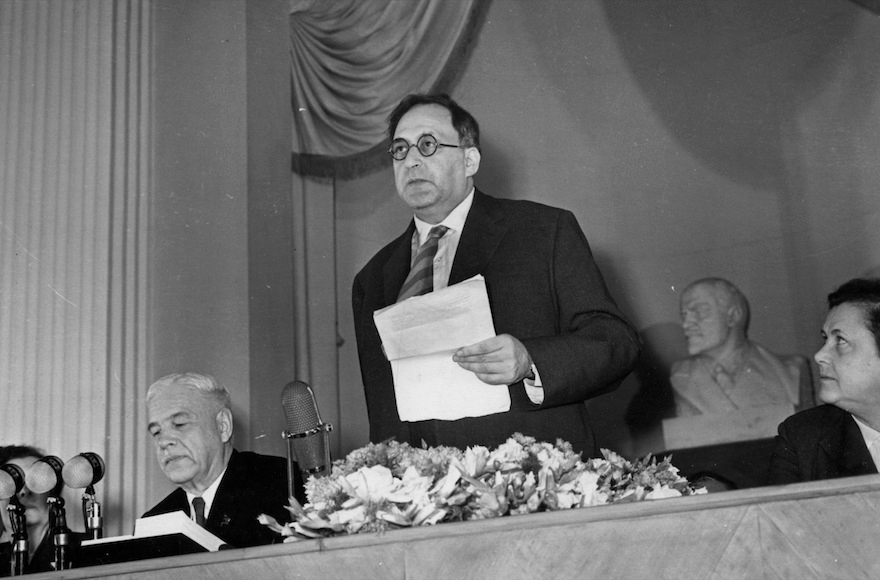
[289,0,491,178]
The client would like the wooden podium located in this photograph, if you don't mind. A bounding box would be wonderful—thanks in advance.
[34,475,880,579]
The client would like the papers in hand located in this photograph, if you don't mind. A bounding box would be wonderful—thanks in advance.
[373,275,511,421]
[133,510,226,552]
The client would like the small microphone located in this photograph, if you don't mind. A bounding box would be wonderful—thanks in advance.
[1,464,29,575]
[0,464,26,500]
[25,457,72,570]
[63,452,105,540]
[25,455,65,495]
[62,452,105,489]
[281,381,332,496]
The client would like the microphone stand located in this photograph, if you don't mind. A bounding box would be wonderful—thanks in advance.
[80,484,103,540]
[6,498,28,576]
[47,495,73,571]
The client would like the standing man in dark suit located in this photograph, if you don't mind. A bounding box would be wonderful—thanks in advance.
[769,278,880,484]
[352,93,641,458]
[143,373,297,548]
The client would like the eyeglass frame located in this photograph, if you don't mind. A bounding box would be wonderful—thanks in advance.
[388,133,461,161]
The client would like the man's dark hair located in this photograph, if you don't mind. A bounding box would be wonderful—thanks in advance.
[827,277,880,352]
[0,444,45,466]
[386,93,480,151]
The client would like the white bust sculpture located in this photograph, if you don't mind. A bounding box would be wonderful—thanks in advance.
[670,277,811,418]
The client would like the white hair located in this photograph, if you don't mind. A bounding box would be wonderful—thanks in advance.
[146,372,233,411]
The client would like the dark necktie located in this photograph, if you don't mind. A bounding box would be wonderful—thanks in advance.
[191,496,206,527]
[397,225,449,302]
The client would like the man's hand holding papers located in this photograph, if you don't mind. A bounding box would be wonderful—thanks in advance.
[373,276,512,421]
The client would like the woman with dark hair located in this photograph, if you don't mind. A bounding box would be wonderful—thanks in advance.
[0,445,55,576]
[768,278,880,484]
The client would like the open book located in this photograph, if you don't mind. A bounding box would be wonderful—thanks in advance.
[79,510,225,567]
[373,275,511,421]
[133,510,226,551]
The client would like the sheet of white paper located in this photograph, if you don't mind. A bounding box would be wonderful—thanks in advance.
[392,351,511,421]
[374,276,496,360]
[373,275,511,421]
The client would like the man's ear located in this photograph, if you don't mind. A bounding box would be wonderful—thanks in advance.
[464,146,480,178]
[216,408,234,443]
[727,304,744,328]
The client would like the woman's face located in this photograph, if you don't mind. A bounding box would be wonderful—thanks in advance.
[5,456,51,528]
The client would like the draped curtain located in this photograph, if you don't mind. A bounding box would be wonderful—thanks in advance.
[289,0,491,178]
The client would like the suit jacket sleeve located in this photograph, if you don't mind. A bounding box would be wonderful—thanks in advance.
[767,420,802,485]
[516,210,640,409]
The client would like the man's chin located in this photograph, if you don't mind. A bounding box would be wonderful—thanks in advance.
[162,462,195,484]
[685,342,703,356]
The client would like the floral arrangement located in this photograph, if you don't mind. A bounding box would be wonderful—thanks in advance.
[259,433,706,541]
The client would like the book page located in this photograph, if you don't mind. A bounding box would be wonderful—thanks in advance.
[374,276,511,421]
[134,510,225,551]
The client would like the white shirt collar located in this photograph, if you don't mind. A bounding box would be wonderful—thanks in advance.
[186,462,228,520]
[854,415,880,446]
[412,188,474,245]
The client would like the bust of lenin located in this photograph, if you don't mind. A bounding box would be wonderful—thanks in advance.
[670,277,811,417]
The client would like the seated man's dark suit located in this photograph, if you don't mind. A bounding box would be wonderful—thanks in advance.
[142,450,294,548]
[352,190,641,458]
[768,404,877,485]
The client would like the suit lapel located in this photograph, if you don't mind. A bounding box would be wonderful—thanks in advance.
[449,190,506,285]
[206,450,239,533]
[382,221,417,306]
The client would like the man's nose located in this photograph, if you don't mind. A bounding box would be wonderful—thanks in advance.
[403,147,422,166]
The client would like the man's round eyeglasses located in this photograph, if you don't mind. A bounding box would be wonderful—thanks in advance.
[388,134,459,161]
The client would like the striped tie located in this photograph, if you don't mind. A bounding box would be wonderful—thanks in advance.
[397,225,449,302]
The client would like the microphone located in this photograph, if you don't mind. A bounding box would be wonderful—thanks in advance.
[24,455,64,495]
[0,464,25,500]
[1,464,29,576]
[62,452,105,490]
[63,452,105,540]
[281,380,332,497]
[24,456,73,570]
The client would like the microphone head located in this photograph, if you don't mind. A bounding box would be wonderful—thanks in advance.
[281,380,322,433]
[62,452,105,488]
[0,464,26,500]
[281,380,331,479]
[24,456,64,495]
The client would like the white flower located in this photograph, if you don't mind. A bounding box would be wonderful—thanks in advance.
[462,446,490,477]
[386,466,432,505]
[491,438,528,465]
[345,465,398,502]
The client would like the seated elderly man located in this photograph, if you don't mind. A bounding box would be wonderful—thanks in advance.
[143,372,299,548]
[671,277,811,417]
[769,278,880,483]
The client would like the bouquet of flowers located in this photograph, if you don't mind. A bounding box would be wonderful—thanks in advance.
[259,433,706,541]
